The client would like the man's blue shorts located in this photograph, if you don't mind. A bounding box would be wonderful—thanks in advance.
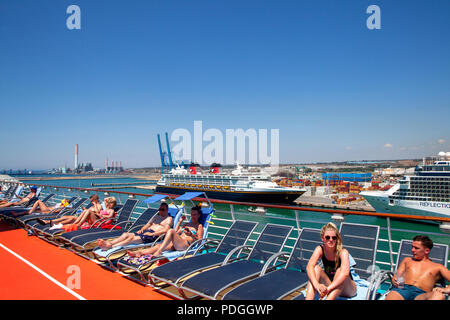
[391,284,426,300]
[135,229,158,244]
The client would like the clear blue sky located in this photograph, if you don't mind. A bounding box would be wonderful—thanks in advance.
[1,0,449,169]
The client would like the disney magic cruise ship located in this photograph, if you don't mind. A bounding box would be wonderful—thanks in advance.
[155,163,306,205]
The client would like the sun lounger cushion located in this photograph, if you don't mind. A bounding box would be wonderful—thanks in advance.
[183,260,263,297]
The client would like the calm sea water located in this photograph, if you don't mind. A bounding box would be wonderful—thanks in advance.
[20,175,449,268]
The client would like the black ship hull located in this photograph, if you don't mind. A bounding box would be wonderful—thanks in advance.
[154,185,304,205]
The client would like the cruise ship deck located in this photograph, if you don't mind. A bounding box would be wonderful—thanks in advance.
[0,221,171,300]
[1,181,449,301]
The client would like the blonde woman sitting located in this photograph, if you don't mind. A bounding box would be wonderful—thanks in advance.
[305,222,356,300]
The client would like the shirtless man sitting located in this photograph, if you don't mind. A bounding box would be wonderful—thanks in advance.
[386,235,450,300]
[97,202,173,251]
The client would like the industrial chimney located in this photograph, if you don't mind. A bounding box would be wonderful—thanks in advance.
[75,144,79,169]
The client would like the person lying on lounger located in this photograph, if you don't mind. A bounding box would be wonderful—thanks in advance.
[36,194,102,227]
[124,205,204,259]
[305,222,357,300]
[97,202,173,251]
[385,235,450,300]
[14,197,70,217]
[0,186,38,208]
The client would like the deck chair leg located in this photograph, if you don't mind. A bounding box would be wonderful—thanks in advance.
[178,287,190,300]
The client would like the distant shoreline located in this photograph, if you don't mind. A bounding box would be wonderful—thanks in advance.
[19,174,161,181]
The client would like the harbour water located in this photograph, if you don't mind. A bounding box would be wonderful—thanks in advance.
[16,175,450,271]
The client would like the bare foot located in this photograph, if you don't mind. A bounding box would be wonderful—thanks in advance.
[127,250,142,258]
[98,239,112,250]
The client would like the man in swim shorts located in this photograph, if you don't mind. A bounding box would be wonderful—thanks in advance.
[97,202,174,250]
[386,235,450,300]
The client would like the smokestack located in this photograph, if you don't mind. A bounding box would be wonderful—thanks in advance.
[75,144,79,169]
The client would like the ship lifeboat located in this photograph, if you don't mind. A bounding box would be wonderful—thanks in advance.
[216,185,222,189]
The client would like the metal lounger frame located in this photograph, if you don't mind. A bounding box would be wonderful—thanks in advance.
[148,220,259,296]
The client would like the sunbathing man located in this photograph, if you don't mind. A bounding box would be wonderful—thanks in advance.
[125,205,204,259]
[37,194,102,227]
[386,235,450,300]
[0,186,38,208]
[97,202,173,251]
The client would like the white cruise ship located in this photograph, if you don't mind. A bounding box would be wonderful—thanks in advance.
[155,164,306,205]
[360,153,450,219]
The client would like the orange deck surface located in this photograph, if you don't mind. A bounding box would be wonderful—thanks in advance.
[0,221,173,300]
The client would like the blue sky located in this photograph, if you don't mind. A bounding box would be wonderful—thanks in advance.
[1,0,449,169]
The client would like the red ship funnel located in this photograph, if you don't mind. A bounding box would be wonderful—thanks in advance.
[210,166,219,174]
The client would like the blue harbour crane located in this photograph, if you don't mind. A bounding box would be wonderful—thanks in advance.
[157,133,175,174]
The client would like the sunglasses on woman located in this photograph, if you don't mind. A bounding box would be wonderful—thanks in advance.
[325,235,337,241]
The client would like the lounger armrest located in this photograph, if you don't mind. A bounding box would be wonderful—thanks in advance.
[109,220,132,230]
[150,234,165,246]
[260,251,290,276]
[179,237,212,259]
[181,239,203,258]
[368,270,394,300]
[56,205,76,217]
[89,218,105,228]
[128,224,147,232]
[192,238,221,256]
[90,217,115,228]
[222,245,251,265]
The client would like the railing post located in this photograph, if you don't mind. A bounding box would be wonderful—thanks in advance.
[295,210,301,231]
[387,217,394,272]
[230,204,235,221]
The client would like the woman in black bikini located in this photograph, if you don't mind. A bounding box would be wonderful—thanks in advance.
[305,222,357,300]
[127,206,204,259]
